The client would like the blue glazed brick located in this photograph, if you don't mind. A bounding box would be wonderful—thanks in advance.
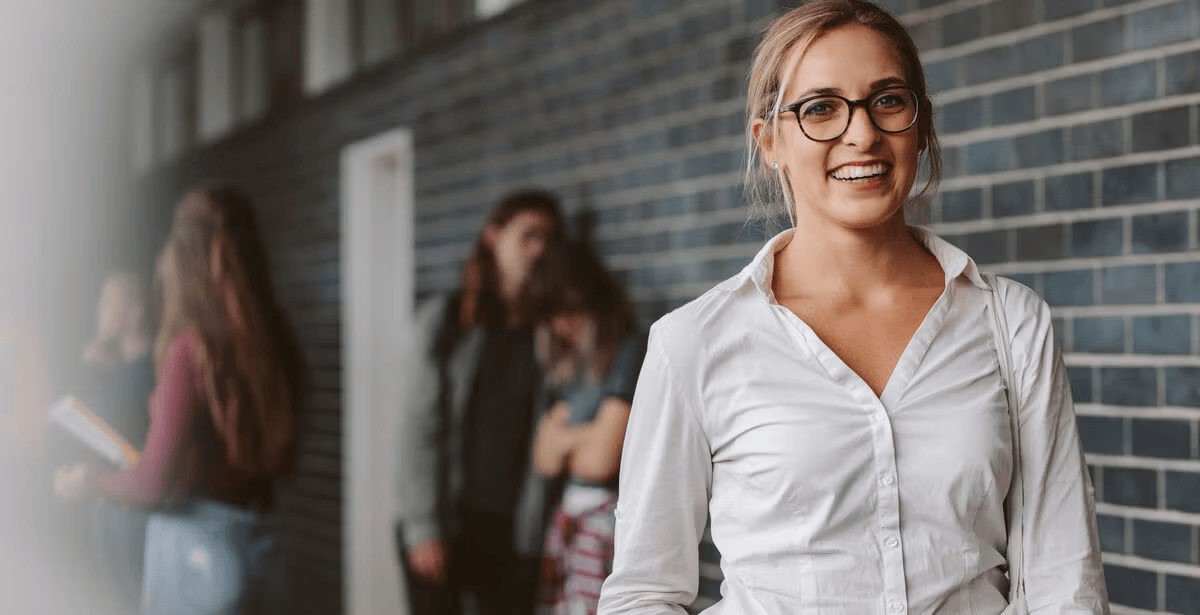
[1096,514,1126,553]
[988,0,1035,35]
[1045,74,1096,116]
[1015,224,1065,261]
[1043,269,1094,306]
[1068,366,1094,402]
[1132,211,1189,254]
[1015,129,1065,168]
[1132,415,1190,458]
[1166,50,1200,95]
[1071,119,1123,160]
[1165,262,1200,302]
[940,189,982,222]
[965,45,1016,85]
[1133,315,1192,355]
[1130,1,1192,50]
[1104,564,1158,610]
[924,58,958,93]
[1132,419,1193,460]
[1103,468,1158,508]
[1102,163,1158,206]
[1017,33,1064,74]
[1132,106,1192,152]
[992,181,1034,217]
[1077,415,1125,455]
[1101,61,1159,107]
[1166,575,1200,615]
[1045,172,1094,211]
[1071,218,1124,258]
[1074,317,1125,353]
[1072,16,1126,62]
[1165,156,1200,199]
[941,97,984,134]
[1165,367,1200,406]
[1102,264,1157,305]
[965,138,1015,174]
[942,7,982,47]
[1166,471,1200,512]
[991,87,1035,125]
[1101,367,1158,406]
[1133,519,1194,563]
[1046,0,1094,20]
[965,230,1010,264]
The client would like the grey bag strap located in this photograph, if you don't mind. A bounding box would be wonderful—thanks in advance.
[984,273,1027,607]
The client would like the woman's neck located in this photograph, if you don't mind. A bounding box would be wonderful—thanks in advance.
[772,214,940,303]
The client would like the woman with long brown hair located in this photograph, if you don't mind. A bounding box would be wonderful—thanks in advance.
[396,189,564,615]
[56,184,301,615]
[529,237,645,615]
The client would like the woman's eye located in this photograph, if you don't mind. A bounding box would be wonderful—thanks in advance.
[874,94,905,109]
[802,101,837,118]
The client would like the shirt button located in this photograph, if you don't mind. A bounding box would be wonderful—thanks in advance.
[885,536,900,548]
[881,474,896,486]
[890,601,905,613]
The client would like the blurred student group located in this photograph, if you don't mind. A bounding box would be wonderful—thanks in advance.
[2,0,1200,614]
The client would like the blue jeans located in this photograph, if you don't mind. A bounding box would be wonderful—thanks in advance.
[142,500,284,615]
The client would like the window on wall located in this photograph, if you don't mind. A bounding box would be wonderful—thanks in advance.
[235,9,268,123]
[303,0,352,94]
[475,0,522,20]
[156,45,197,163]
[131,70,154,174]
[198,7,235,143]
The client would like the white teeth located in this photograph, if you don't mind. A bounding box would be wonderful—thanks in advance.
[831,164,888,180]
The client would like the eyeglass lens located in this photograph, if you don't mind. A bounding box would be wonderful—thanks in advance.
[796,88,917,141]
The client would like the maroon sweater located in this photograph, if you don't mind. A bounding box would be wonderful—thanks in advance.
[94,332,265,508]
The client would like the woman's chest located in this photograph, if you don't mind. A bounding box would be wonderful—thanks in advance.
[701,318,1012,512]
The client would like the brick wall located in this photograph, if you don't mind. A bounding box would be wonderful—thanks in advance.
[137,0,1199,612]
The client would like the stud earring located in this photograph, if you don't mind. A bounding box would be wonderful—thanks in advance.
[771,162,779,169]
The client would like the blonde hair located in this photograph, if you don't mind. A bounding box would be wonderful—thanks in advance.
[744,0,940,228]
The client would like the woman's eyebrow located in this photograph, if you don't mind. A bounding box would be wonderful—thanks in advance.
[792,77,908,100]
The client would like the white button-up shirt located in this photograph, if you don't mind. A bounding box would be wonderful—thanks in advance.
[598,229,1108,615]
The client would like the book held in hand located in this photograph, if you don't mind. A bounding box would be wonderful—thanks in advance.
[47,396,140,468]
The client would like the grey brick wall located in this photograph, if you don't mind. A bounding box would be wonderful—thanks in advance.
[136,0,1200,612]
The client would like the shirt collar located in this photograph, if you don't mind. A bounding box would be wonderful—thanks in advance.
[745,226,990,302]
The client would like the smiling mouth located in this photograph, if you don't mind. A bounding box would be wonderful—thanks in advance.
[829,163,891,183]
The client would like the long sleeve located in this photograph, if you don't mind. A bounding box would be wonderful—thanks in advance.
[93,334,197,506]
[396,297,449,549]
[1004,281,1109,613]
[598,325,712,615]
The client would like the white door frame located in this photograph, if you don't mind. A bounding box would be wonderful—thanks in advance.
[340,127,414,615]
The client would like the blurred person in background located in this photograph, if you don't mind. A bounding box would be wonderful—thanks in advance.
[396,189,564,615]
[529,238,645,615]
[54,184,303,615]
[600,1,1107,613]
[76,270,155,612]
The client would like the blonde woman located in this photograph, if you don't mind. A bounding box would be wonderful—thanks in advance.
[598,1,1107,613]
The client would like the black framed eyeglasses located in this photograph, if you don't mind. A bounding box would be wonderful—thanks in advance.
[779,86,920,142]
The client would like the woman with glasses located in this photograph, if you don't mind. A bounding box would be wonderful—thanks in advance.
[598,1,1108,614]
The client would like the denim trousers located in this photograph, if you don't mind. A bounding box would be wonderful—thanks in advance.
[142,500,284,615]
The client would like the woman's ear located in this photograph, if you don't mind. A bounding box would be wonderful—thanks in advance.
[752,118,777,168]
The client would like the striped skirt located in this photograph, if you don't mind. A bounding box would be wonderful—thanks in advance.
[538,495,618,615]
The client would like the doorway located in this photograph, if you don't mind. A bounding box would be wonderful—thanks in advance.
[340,128,414,615]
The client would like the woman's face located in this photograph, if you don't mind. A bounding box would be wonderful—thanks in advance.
[487,210,556,292]
[760,24,920,230]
